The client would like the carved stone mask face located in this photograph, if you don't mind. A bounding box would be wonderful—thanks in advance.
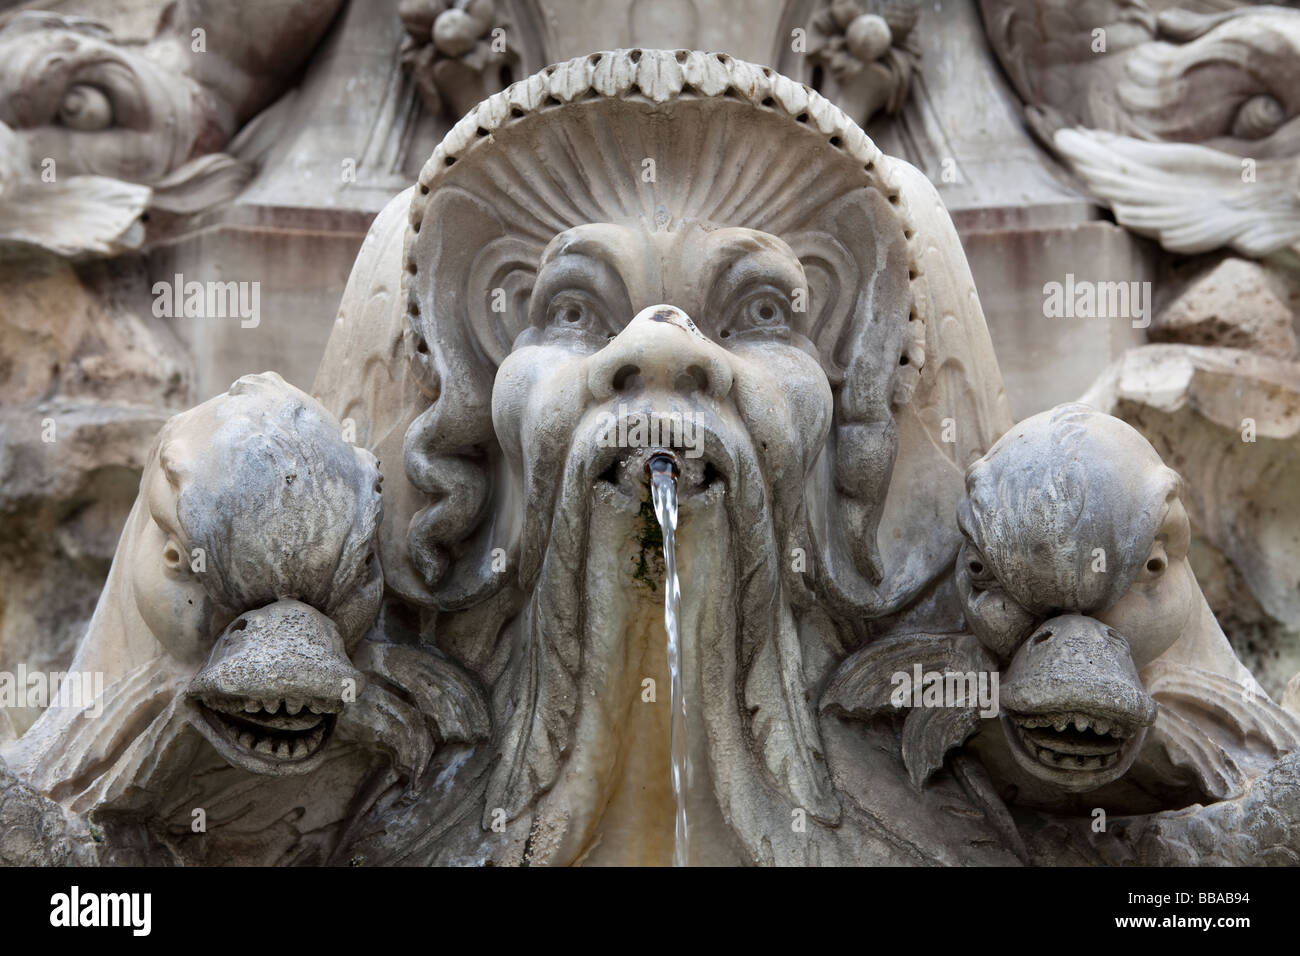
[0,24,216,182]
[955,404,1190,791]
[390,47,1012,859]
[477,220,835,851]
[492,221,833,510]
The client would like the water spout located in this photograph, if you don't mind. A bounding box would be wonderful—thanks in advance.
[647,451,688,867]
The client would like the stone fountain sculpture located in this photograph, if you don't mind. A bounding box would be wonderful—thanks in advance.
[6,47,1300,867]
[825,405,1300,812]
[3,372,488,865]
[313,47,1017,866]
[978,0,1300,705]
[0,0,348,737]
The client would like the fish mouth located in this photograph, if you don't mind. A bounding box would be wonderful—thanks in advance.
[997,614,1157,792]
[184,599,362,776]
[193,695,339,772]
[1001,709,1148,789]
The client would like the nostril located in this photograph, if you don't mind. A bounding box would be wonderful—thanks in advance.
[612,365,641,391]
[230,618,248,632]
[674,365,710,393]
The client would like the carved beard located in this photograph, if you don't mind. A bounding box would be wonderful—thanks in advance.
[484,405,837,865]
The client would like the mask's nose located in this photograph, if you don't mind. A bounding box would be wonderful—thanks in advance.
[587,305,733,402]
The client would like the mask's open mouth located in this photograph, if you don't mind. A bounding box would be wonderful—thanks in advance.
[588,410,734,505]
[596,445,722,499]
[195,695,339,766]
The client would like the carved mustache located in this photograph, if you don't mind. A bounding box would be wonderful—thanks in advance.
[514,406,754,590]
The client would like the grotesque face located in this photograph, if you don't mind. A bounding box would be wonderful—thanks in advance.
[130,375,384,776]
[0,19,218,182]
[956,404,1191,792]
[384,47,1004,863]
[491,220,833,524]
[469,220,837,859]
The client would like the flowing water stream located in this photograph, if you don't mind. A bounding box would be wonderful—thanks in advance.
[648,453,688,867]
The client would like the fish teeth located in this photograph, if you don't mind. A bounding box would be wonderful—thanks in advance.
[255,737,275,755]
[285,699,304,715]
[263,699,280,715]
[274,740,291,758]
[238,731,255,749]
[1093,719,1111,736]
[1074,714,1090,732]
[244,700,261,713]
[1053,715,1068,732]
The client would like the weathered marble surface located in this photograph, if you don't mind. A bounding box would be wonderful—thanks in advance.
[310,47,1016,866]
[3,372,491,864]
[1083,344,1300,701]
[0,251,192,734]
[981,0,1300,258]
[0,0,1298,868]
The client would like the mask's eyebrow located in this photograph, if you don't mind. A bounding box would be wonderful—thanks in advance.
[527,252,633,333]
[702,231,807,317]
[547,232,609,260]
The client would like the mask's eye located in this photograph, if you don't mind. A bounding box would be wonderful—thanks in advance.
[58,84,114,131]
[720,288,791,342]
[545,291,605,336]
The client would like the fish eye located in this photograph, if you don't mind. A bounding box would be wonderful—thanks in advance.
[545,290,605,336]
[1138,541,1168,581]
[960,542,998,591]
[1232,94,1284,140]
[163,538,187,572]
[58,84,114,131]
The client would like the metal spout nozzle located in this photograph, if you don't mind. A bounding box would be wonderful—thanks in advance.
[645,450,681,482]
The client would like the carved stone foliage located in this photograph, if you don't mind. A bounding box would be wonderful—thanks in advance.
[775,0,923,125]
[979,0,1300,258]
[397,0,547,122]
